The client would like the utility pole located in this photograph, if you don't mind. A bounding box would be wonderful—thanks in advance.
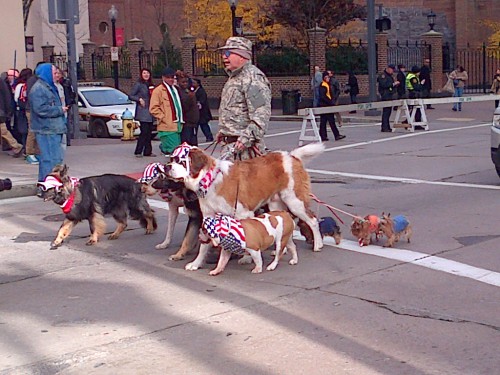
[366,0,380,115]
[65,0,83,139]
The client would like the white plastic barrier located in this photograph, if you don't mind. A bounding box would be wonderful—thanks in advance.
[297,95,500,145]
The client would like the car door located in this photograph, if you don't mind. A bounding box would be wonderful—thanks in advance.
[77,93,90,133]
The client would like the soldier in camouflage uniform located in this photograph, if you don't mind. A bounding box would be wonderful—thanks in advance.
[216,37,271,161]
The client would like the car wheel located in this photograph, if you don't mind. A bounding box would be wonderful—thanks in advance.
[90,118,110,138]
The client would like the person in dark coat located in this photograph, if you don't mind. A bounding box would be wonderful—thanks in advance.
[129,68,155,157]
[176,72,199,146]
[396,64,407,99]
[420,58,434,109]
[192,78,214,142]
[377,64,400,132]
[347,71,359,113]
[318,71,345,142]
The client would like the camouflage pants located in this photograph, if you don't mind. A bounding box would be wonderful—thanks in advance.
[219,140,268,161]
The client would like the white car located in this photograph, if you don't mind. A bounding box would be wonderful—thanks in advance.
[77,85,140,138]
[491,108,500,177]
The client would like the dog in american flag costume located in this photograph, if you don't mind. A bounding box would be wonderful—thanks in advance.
[199,211,297,275]
[139,161,203,261]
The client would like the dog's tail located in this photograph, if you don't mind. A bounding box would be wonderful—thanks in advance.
[290,142,325,165]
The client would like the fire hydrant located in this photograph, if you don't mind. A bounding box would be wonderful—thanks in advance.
[121,108,137,141]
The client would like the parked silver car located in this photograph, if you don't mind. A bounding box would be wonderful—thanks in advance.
[77,85,140,138]
[491,108,500,177]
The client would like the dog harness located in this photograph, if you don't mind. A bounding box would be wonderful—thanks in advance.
[198,167,221,198]
[203,214,246,255]
[392,215,409,233]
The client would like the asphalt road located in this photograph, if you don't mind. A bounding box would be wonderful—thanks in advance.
[0,105,499,374]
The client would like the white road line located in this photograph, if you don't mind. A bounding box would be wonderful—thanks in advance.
[307,169,500,190]
[293,233,500,288]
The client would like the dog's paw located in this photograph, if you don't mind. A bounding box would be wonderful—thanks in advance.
[209,269,222,276]
[251,266,263,274]
[108,234,119,240]
[266,262,278,271]
[238,255,253,265]
[50,241,61,250]
[168,253,185,261]
[86,239,97,246]
[289,258,298,265]
[185,262,201,271]
[145,228,155,235]
[155,242,170,250]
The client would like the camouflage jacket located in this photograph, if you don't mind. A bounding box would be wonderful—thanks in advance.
[218,61,271,148]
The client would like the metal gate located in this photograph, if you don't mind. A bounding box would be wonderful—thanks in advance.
[387,41,431,71]
[443,43,500,93]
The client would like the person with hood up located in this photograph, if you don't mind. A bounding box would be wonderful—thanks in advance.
[28,63,68,183]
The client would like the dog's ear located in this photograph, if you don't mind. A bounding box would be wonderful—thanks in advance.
[190,149,213,178]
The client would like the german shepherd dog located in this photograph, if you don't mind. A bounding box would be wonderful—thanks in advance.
[39,165,157,249]
[140,163,202,261]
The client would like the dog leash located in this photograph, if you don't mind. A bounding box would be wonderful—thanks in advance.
[204,141,219,156]
[309,193,366,225]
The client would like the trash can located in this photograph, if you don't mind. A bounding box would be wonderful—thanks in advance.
[282,89,300,115]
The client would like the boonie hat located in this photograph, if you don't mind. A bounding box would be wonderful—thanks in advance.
[217,37,252,60]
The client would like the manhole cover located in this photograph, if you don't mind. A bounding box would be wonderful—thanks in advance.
[43,214,66,222]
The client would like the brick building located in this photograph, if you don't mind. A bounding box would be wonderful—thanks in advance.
[358,0,500,47]
[87,0,184,49]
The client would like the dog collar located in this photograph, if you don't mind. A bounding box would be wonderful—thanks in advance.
[203,214,246,255]
[59,178,80,214]
[197,167,220,198]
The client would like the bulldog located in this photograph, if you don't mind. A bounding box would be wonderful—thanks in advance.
[200,211,297,275]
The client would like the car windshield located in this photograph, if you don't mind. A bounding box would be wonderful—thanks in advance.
[81,89,132,107]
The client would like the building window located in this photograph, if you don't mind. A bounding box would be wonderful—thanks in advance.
[99,22,109,33]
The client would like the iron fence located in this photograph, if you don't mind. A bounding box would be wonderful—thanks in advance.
[192,44,309,77]
[91,50,131,80]
[387,40,431,72]
[50,53,85,80]
[326,39,369,74]
[443,43,500,93]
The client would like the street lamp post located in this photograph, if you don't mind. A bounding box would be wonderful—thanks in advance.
[427,10,436,31]
[108,5,119,89]
[228,0,238,37]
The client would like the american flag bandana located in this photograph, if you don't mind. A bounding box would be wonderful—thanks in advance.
[138,162,165,184]
[197,167,220,198]
[203,214,246,255]
[171,142,195,175]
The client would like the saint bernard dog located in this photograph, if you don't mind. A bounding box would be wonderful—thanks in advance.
[168,142,325,271]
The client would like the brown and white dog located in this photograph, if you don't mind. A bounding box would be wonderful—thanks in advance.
[200,211,297,275]
[168,142,325,270]
[139,162,203,261]
[378,213,413,247]
[350,214,381,247]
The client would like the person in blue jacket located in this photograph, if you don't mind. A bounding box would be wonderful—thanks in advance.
[28,63,68,182]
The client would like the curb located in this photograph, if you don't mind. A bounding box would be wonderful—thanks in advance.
[1,184,36,200]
